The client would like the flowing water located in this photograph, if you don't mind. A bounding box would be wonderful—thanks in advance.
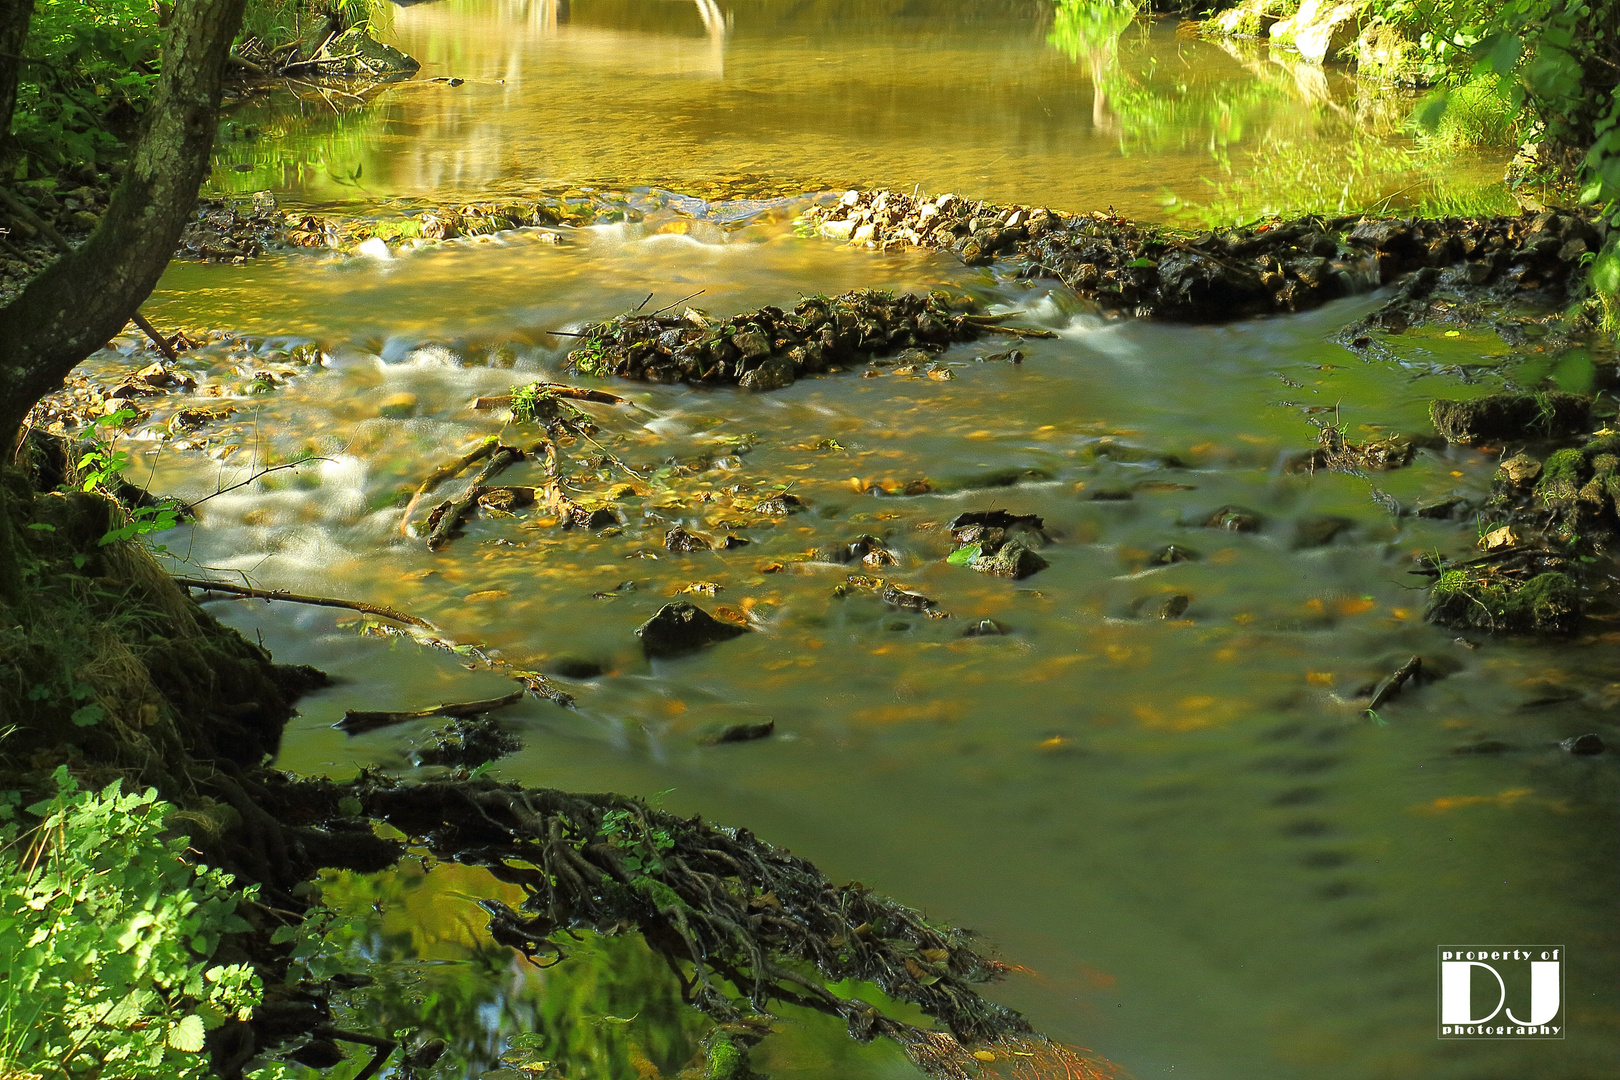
[107,2,1620,1077]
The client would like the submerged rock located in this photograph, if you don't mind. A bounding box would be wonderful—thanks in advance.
[1429,392,1591,444]
[636,601,750,658]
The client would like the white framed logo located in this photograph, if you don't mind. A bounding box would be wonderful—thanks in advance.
[1438,946,1564,1039]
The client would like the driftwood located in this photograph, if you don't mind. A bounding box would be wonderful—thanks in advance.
[425,444,527,550]
[173,576,433,629]
[398,436,499,535]
[474,383,632,409]
[336,688,525,735]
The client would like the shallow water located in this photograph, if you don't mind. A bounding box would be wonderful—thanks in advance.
[99,2,1620,1078]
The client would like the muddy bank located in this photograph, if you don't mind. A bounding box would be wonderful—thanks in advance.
[804,188,1606,320]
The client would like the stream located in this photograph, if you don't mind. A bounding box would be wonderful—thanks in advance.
[99,2,1620,1078]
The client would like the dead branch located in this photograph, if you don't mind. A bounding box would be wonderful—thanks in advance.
[398,435,499,536]
[172,576,434,629]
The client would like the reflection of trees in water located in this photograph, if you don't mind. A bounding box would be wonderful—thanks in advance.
[1041,1,1507,220]
[315,863,710,1076]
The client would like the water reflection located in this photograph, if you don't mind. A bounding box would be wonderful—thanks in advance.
[210,0,1504,218]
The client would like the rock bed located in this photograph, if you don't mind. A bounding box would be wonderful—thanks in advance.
[176,185,799,263]
[803,188,1608,320]
[25,332,326,448]
[564,289,1033,389]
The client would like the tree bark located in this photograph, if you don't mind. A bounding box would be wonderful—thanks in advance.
[0,0,32,158]
[0,0,248,450]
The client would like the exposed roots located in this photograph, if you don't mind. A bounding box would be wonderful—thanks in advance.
[261,771,1072,1072]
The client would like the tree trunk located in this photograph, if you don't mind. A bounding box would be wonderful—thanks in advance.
[0,0,248,450]
[0,0,32,157]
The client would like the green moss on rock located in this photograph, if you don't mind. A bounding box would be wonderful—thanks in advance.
[1427,568,1581,634]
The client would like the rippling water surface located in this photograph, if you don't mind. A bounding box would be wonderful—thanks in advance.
[107,2,1620,1077]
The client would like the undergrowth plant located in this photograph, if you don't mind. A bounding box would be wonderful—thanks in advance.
[73,405,184,553]
[0,767,287,1079]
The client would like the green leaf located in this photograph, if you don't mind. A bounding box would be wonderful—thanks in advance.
[337,796,363,817]
[946,543,982,566]
[26,522,57,532]
[167,1014,206,1052]
[70,703,105,727]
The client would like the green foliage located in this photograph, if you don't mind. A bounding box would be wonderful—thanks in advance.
[9,0,162,173]
[0,767,277,1079]
[71,406,184,552]
[1047,0,1140,60]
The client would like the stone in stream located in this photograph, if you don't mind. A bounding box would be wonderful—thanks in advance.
[1561,733,1605,755]
[636,601,750,658]
[1203,505,1262,532]
[969,540,1049,580]
[880,582,942,615]
[699,718,775,746]
[664,526,714,553]
[739,355,797,391]
[962,619,1009,637]
[947,509,1050,579]
[1428,392,1591,444]
[1292,515,1354,549]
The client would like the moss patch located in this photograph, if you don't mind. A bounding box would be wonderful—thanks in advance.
[1427,568,1581,634]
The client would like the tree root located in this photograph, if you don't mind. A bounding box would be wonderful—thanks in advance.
[246,771,1105,1078]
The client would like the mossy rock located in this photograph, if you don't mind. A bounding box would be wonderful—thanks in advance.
[1427,569,1581,634]
[1429,392,1591,444]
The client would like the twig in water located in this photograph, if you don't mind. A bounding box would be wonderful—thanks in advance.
[1367,655,1422,711]
[646,289,706,318]
[188,456,334,510]
[399,436,499,535]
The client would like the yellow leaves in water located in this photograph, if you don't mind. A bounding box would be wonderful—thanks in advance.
[847,475,932,495]
[1133,694,1240,732]
[1416,788,1533,814]
[465,589,509,602]
[1306,671,1335,686]
[853,700,962,725]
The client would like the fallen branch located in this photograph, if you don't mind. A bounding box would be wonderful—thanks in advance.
[398,436,499,536]
[1368,655,1422,711]
[975,323,1057,339]
[172,576,434,629]
[336,688,525,735]
[426,443,527,550]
